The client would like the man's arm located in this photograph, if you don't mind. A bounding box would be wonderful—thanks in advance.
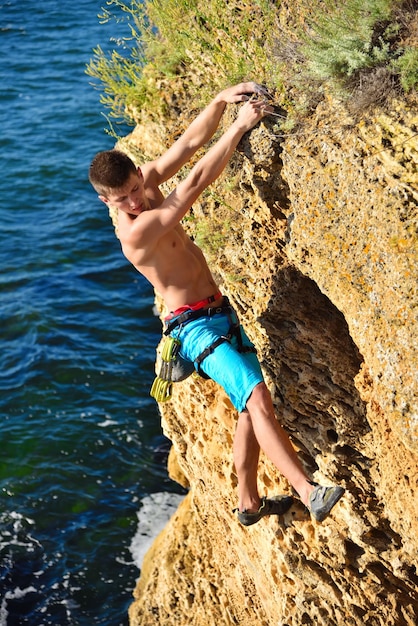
[128,97,269,248]
[143,82,268,186]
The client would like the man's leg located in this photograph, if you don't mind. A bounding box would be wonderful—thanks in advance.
[245,382,314,506]
[233,409,261,513]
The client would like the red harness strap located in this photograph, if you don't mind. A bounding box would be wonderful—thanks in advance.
[164,291,222,321]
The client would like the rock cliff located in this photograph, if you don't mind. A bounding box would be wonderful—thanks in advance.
[110,15,418,623]
[124,92,417,625]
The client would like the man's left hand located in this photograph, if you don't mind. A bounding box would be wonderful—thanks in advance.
[217,82,271,104]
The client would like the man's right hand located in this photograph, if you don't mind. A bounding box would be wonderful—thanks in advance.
[233,97,273,132]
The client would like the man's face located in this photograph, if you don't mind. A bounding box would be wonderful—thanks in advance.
[99,168,147,216]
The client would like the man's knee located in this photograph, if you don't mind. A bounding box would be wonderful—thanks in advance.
[246,382,270,409]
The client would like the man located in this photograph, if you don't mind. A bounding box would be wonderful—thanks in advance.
[89,82,344,525]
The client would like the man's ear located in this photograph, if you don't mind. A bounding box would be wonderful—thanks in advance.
[98,195,109,204]
[137,167,144,179]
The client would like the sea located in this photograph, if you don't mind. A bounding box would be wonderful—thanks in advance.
[0,1,185,624]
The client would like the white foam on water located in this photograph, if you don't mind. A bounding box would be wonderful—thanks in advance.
[129,492,184,569]
[97,417,119,427]
[0,587,37,626]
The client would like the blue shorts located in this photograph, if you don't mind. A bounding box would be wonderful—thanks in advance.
[169,310,264,412]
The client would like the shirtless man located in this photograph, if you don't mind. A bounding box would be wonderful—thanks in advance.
[89,82,344,525]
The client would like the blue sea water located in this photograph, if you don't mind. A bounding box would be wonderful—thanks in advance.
[0,1,184,624]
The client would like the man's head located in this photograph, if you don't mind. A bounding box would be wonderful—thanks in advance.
[89,149,146,216]
[89,149,137,196]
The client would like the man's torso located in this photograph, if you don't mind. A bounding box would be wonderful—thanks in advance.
[116,177,220,312]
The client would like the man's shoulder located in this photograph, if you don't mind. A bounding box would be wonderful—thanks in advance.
[141,161,161,186]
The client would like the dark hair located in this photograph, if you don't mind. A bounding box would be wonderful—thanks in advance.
[89,150,137,194]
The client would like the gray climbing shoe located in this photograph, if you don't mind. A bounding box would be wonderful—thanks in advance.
[308,483,345,522]
[235,495,293,526]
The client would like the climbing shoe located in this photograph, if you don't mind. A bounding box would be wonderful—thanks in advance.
[235,495,293,526]
[308,483,345,522]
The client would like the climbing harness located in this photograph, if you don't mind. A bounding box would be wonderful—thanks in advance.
[150,297,256,402]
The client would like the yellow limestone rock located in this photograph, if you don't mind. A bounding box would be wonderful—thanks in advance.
[128,97,418,625]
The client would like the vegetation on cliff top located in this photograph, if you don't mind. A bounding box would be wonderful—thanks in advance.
[87,0,418,126]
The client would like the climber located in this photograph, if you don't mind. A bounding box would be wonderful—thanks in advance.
[89,82,345,525]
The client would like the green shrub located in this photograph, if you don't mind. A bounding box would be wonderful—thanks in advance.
[87,0,417,126]
[86,0,152,123]
[299,0,418,101]
[393,46,418,92]
[301,0,393,81]
[87,0,280,123]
